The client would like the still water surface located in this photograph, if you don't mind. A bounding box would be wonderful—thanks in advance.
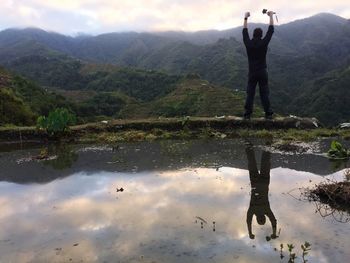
[0,140,349,262]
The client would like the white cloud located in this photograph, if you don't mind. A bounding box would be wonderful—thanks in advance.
[0,0,349,34]
[18,4,41,19]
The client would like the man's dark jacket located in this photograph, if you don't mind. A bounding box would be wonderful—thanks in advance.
[242,25,274,72]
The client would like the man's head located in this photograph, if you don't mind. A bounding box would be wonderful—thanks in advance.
[253,28,263,39]
[256,214,266,225]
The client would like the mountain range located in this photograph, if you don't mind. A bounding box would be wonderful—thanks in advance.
[0,13,349,125]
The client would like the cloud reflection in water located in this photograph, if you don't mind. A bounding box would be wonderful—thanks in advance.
[0,161,348,262]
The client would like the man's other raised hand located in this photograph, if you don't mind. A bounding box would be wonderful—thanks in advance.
[267,11,274,17]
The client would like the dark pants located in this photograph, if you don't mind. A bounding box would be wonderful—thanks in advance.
[244,69,272,116]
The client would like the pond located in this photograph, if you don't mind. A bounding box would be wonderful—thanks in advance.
[0,140,349,263]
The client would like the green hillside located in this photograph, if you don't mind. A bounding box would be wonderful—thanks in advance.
[289,66,350,125]
[81,64,181,101]
[119,75,262,118]
[0,67,70,125]
[52,88,135,118]
[1,64,252,126]
[0,41,87,90]
[52,75,256,120]
[1,45,182,102]
[0,87,34,126]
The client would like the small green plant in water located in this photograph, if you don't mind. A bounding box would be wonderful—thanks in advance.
[301,242,312,263]
[280,242,312,263]
[38,148,49,159]
[287,243,296,263]
[279,244,285,260]
[327,140,350,160]
[37,108,76,137]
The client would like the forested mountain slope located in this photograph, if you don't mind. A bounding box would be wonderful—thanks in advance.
[0,13,349,125]
[0,67,69,125]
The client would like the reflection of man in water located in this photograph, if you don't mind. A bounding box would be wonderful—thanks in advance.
[246,147,277,240]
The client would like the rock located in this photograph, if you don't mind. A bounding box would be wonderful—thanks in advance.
[283,116,321,129]
[339,123,350,129]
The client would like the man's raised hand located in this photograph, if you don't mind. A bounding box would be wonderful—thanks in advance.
[245,12,250,19]
[267,11,274,17]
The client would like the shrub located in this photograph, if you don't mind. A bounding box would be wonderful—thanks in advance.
[327,140,350,160]
[37,108,76,137]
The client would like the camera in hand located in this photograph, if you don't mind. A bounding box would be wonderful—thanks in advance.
[262,9,278,22]
[262,9,276,14]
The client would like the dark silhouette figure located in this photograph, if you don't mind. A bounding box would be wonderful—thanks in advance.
[242,11,275,119]
[245,147,277,240]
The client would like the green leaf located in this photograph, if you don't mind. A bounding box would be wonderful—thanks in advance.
[331,140,342,151]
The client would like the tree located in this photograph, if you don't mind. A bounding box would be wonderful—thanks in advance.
[37,108,76,137]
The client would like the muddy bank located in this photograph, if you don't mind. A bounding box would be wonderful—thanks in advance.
[0,116,323,142]
[306,180,350,213]
[2,116,350,145]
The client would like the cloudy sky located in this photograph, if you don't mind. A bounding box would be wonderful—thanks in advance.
[1,0,349,35]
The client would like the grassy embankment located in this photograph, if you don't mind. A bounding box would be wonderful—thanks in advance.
[1,116,349,143]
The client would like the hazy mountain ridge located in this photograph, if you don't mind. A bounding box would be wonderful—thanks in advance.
[2,13,348,63]
[0,13,349,125]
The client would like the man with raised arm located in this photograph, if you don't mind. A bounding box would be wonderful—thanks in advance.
[242,11,275,120]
